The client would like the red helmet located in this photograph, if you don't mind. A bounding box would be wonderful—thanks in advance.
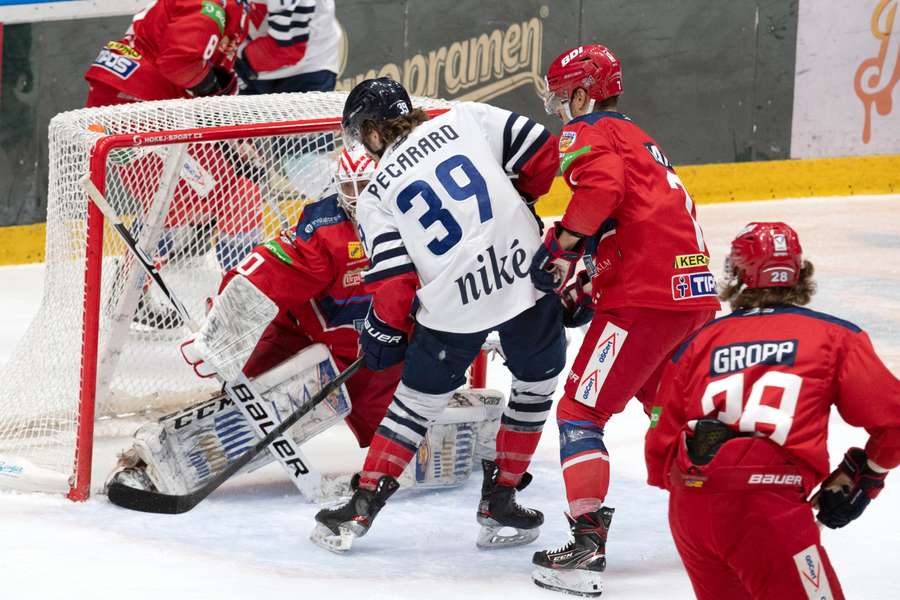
[543,45,623,115]
[726,222,803,288]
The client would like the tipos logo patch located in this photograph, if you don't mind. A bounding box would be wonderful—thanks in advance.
[792,545,834,599]
[574,322,628,407]
[672,272,716,300]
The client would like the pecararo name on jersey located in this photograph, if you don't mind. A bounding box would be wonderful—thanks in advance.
[366,125,461,201]
[710,339,798,376]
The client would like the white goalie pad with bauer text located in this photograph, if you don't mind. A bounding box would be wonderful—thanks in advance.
[118,344,350,495]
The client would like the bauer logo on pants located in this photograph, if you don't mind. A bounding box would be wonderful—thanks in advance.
[792,544,834,600]
[575,323,628,407]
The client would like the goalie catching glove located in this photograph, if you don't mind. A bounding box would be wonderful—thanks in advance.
[816,447,887,529]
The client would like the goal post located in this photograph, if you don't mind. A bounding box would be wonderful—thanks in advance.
[0,92,482,500]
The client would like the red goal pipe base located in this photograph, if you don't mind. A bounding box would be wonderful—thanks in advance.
[469,349,488,388]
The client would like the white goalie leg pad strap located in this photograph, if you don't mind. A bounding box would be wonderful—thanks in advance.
[114,344,351,495]
[193,275,279,383]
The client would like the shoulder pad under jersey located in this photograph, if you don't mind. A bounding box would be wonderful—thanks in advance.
[296,193,348,241]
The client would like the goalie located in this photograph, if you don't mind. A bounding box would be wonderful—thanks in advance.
[108,146,502,499]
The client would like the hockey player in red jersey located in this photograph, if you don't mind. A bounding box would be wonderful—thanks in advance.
[84,0,260,324]
[529,45,719,595]
[181,145,399,447]
[644,222,900,600]
[84,0,250,105]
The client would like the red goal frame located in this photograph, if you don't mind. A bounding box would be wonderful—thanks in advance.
[71,109,488,500]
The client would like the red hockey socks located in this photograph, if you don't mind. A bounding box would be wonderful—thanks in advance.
[495,377,555,486]
[558,419,610,516]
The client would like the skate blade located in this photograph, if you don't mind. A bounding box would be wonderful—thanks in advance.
[310,523,356,554]
[532,565,603,597]
[476,524,540,549]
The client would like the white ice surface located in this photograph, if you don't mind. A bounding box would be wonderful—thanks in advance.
[0,195,898,599]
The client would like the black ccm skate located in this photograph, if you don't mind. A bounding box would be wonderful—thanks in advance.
[531,507,615,597]
[476,459,544,549]
[310,474,400,553]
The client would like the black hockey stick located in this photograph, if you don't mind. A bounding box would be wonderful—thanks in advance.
[81,175,325,501]
[107,357,363,514]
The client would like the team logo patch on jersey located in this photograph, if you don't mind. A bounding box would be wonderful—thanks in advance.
[673,253,710,269]
[575,323,628,408]
[671,272,717,300]
[92,48,140,80]
[559,131,577,153]
[342,270,363,287]
[347,241,365,259]
[792,545,835,599]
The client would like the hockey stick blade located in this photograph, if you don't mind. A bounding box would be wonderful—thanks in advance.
[107,357,363,514]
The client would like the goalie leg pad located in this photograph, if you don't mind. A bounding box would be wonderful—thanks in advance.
[107,344,350,496]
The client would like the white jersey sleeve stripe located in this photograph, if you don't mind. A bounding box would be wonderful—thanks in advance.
[501,112,549,174]
[267,0,315,46]
[508,125,549,173]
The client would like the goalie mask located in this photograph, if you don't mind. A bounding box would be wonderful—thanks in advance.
[335,145,377,220]
[725,222,803,288]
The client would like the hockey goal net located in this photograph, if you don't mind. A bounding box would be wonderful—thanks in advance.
[0,91,458,500]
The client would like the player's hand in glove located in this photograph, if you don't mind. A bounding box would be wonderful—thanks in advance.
[360,309,408,371]
[187,65,239,97]
[530,223,583,294]
[815,447,887,529]
[561,271,594,328]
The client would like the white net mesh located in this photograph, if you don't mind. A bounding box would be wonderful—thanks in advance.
[0,91,452,494]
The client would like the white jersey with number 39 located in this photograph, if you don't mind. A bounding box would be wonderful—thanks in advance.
[357,102,551,334]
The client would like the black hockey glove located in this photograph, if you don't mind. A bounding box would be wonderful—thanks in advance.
[187,66,238,97]
[816,447,887,529]
[360,309,408,371]
[234,55,258,83]
[561,271,594,328]
[530,223,583,294]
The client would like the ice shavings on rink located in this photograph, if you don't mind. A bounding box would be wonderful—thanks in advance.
[0,195,898,599]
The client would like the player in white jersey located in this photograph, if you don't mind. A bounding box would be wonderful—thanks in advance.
[311,78,566,552]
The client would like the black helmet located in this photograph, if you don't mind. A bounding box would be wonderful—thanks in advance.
[342,77,413,147]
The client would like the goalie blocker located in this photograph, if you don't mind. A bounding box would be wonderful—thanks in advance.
[108,343,503,500]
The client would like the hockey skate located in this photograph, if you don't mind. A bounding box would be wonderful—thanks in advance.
[310,474,399,553]
[531,507,614,597]
[476,459,543,549]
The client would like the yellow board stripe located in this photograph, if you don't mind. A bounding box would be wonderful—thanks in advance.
[1,155,898,266]
[536,153,900,217]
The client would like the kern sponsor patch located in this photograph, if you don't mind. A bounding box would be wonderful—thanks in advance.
[792,545,835,599]
[674,253,710,269]
[347,241,365,259]
[559,130,577,152]
[575,322,628,407]
[92,48,140,79]
[671,272,717,301]
[710,339,798,376]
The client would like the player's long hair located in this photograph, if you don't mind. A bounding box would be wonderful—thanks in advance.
[720,260,817,310]
[363,108,430,147]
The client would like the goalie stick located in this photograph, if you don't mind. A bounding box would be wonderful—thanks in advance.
[81,174,323,501]
[107,357,363,514]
